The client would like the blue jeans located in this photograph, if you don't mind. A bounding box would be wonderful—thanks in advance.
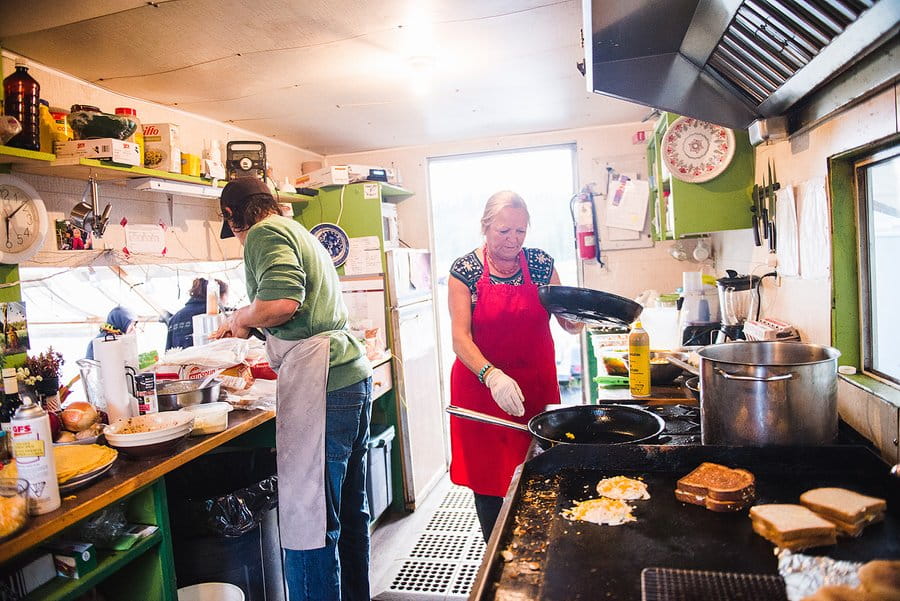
[283,377,373,601]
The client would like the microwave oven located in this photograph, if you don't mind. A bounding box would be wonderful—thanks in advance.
[382,203,399,248]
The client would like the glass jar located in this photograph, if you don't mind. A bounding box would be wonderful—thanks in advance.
[115,107,143,166]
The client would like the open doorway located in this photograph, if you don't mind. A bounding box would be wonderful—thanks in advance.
[428,145,581,409]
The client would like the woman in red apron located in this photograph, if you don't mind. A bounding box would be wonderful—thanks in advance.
[448,190,583,541]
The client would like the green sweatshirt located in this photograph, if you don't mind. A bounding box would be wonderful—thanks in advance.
[243,215,370,391]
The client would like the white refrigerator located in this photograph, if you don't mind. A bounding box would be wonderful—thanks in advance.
[385,248,447,509]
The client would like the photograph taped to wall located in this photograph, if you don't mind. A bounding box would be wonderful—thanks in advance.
[2,301,30,356]
[55,219,94,251]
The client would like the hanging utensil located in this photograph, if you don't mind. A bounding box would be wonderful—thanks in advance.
[750,184,762,247]
[768,160,779,253]
[761,171,770,240]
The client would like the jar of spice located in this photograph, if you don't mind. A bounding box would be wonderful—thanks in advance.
[115,107,144,166]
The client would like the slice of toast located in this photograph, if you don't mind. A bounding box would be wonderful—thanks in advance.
[800,488,886,536]
[799,585,872,601]
[750,504,837,550]
[858,560,900,601]
[675,462,756,510]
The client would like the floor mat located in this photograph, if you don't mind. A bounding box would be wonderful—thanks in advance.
[373,486,485,601]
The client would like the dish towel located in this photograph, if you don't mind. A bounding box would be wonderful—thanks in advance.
[776,185,800,277]
[798,178,830,280]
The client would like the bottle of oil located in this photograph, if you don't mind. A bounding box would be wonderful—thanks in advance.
[3,61,41,151]
[628,321,651,398]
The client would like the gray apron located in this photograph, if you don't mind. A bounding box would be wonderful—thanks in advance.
[265,331,332,551]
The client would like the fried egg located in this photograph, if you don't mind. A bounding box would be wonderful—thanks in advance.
[596,475,650,500]
[563,497,636,526]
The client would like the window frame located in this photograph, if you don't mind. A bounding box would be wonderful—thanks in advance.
[854,146,900,385]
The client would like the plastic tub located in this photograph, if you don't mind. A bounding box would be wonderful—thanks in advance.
[177,582,244,601]
[181,402,232,436]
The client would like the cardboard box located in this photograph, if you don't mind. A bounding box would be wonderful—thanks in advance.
[143,123,182,173]
[55,139,141,166]
[295,164,394,189]
[45,541,97,579]
[3,552,56,595]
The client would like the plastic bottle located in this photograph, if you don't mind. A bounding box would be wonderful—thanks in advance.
[38,99,56,154]
[206,279,220,315]
[12,395,61,515]
[3,61,41,151]
[628,321,651,398]
[115,107,144,166]
[1,368,23,436]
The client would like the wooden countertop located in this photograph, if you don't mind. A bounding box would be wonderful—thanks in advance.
[596,382,696,407]
[0,409,275,564]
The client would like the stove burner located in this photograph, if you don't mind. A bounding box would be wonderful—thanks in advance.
[644,404,701,440]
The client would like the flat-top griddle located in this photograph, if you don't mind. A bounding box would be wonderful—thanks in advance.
[472,445,900,601]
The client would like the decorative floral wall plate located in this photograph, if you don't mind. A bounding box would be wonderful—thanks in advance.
[310,222,350,267]
[662,117,735,183]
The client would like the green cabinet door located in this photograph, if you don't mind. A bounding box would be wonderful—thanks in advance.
[650,112,754,240]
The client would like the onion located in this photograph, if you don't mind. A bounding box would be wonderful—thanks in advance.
[60,401,100,432]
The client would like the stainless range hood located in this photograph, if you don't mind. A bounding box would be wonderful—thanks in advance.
[583,0,900,134]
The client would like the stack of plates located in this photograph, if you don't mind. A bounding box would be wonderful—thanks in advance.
[104,412,194,457]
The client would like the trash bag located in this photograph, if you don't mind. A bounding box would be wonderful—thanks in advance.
[191,475,278,538]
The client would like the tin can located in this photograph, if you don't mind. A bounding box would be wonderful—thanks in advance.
[12,398,61,515]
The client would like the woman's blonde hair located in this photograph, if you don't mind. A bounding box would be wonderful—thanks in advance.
[480,190,530,235]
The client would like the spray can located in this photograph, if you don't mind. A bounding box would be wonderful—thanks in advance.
[628,321,651,398]
[11,396,61,515]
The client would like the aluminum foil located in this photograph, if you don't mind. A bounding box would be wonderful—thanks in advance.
[778,549,863,600]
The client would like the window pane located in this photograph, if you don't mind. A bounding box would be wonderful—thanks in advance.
[865,153,900,381]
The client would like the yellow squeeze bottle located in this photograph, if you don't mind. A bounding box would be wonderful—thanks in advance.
[628,321,651,397]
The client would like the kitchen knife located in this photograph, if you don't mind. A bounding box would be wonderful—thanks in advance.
[768,160,778,252]
[761,173,769,239]
[750,184,762,246]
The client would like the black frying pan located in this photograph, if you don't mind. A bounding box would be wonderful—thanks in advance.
[538,285,642,327]
[446,404,664,450]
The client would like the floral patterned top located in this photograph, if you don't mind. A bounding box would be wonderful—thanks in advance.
[450,247,554,304]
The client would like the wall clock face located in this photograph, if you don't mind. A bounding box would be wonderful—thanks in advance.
[0,175,49,265]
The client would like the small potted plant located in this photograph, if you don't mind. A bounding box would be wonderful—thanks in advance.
[17,347,64,411]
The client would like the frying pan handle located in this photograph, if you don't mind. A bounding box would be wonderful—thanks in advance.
[667,355,699,376]
[715,368,792,383]
[445,405,530,432]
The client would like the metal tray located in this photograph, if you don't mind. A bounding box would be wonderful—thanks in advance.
[472,445,900,601]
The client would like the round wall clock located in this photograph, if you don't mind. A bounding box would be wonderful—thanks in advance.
[662,117,736,183]
[310,222,350,267]
[0,175,49,265]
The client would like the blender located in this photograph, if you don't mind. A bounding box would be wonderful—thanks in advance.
[716,270,760,341]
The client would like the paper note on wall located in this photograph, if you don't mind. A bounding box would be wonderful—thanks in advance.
[605,178,649,232]
[344,236,382,275]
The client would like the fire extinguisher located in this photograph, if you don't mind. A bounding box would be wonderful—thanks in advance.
[570,188,602,264]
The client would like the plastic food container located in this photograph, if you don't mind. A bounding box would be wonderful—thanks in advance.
[0,478,29,541]
[180,402,232,436]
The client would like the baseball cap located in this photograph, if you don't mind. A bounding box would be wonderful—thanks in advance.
[219,177,273,239]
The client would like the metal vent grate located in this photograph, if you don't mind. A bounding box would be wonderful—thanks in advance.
[707,0,873,103]
[438,487,475,510]
[465,537,486,561]
[642,567,789,601]
[409,533,469,561]
[451,564,480,595]
[425,509,480,534]
[375,486,484,600]
[389,561,456,593]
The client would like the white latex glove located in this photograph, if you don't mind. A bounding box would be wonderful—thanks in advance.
[484,368,525,417]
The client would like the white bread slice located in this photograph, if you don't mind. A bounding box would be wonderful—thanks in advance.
[800,488,886,527]
[799,585,871,601]
[858,560,900,601]
[751,518,837,551]
[750,504,837,548]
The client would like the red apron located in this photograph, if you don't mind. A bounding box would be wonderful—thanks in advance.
[449,248,559,497]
